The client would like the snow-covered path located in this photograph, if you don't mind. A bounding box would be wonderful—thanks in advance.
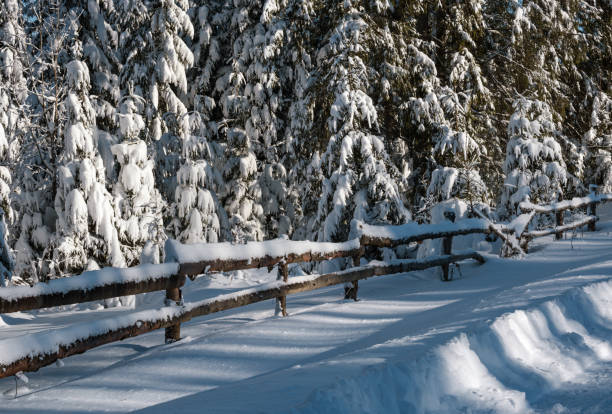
[1,210,612,413]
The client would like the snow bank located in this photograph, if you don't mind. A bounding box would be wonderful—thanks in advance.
[164,238,361,264]
[355,218,490,241]
[295,278,612,414]
[0,263,179,302]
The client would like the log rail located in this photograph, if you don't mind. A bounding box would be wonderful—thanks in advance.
[516,186,611,252]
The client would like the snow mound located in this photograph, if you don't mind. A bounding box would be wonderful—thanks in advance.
[295,278,612,414]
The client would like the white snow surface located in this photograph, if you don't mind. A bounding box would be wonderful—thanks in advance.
[0,263,178,302]
[165,237,361,263]
[1,205,612,413]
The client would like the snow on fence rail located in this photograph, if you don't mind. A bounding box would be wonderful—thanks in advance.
[518,193,612,214]
[516,187,611,252]
[0,263,180,314]
[0,220,491,379]
[166,238,362,277]
[355,219,492,247]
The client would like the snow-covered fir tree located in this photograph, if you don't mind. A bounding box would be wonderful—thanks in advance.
[73,0,123,181]
[501,97,568,217]
[168,105,225,244]
[214,0,272,242]
[0,0,610,281]
[112,96,165,265]
[50,59,125,277]
[306,3,410,242]
[14,0,79,283]
[0,0,27,285]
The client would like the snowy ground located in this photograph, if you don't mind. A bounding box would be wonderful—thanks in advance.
[1,206,612,413]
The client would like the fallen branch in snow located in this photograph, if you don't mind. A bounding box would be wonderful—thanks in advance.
[0,252,485,379]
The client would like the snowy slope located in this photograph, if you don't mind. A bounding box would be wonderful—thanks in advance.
[1,207,612,413]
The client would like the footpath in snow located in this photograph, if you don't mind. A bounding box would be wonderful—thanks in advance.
[1,207,612,413]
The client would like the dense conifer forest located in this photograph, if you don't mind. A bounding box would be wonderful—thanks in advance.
[0,0,610,285]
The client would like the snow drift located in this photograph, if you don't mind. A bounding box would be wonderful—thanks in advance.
[294,278,612,414]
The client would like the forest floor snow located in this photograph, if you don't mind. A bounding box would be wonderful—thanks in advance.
[1,205,612,413]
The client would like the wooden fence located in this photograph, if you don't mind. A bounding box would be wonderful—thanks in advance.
[0,221,491,379]
[517,187,612,252]
[1,191,610,380]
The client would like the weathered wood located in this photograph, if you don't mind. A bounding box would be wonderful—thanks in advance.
[555,211,564,240]
[472,209,524,257]
[588,204,597,231]
[275,261,288,317]
[441,236,453,281]
[344,255,361,300]
[164,287,182,343]
[0,251,485,379]
[360,227,489,248]
[177,248,362,277]
[523,216,598,241]
[518,192,612,215]
[588,186,598,231]
[0,274,186,314]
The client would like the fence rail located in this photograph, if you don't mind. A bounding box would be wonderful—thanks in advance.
[516,187,611,252]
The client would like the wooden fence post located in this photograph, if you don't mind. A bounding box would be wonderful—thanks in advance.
[344,254,360,301]
[588,184,598,231]
[441,210,456,281]
[164,286,182,343]
[275,260,288,316]
[555,210,564,240]
[519,236,529,254]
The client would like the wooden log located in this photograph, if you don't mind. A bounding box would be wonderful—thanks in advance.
[441,236,453,281]
[523,216,598,241]
[440,211,455,281]
[360,227,489,249]
[0,315,181,380]
[177,247,362,278]
[275,261,288,316]
[164,287,182,343]
[472,209,524,257]
[344,255,361,300]
[0,251,485,379]
[0,272,185,314]
[555,211,564,240]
